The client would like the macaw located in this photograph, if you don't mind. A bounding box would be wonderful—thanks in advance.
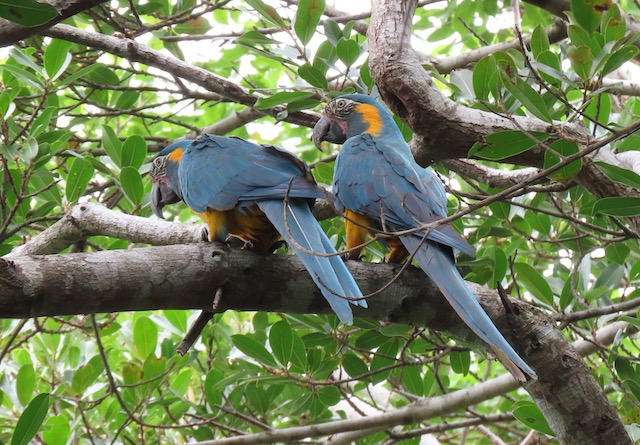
[312,94,536,380]
[149,134,367,324]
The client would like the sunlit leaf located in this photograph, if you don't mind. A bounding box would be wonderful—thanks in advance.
[232,334,277,367]
[513,400,555,435]
[592,197,640,217]
[245,0,284,27]
[513,262,554,305]
[0,0,57,27]
[544,139,582,181]
[469,130,550,160]
[11,393,49,445]
[254,91,314,109]
[44,39,72,81]
[65,157,94,202]
[134,316,158,358]
[294,0,324,46]
[336,38,360,67]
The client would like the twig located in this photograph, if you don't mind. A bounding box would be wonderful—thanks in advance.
[176,288,223,355]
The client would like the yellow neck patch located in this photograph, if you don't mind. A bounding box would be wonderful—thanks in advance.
[355,103,382,136]
[168,147,184,162]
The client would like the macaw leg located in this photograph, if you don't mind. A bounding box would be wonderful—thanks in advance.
[344,210,374,260]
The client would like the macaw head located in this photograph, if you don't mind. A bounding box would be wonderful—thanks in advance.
[149,140,192,218]
[312,94,393,149]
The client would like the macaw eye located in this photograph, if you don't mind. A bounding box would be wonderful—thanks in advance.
[335,99,347,111]
[152,157,165,169]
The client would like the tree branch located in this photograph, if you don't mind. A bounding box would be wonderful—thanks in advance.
[0,214,630,444]
[41,24,319,129]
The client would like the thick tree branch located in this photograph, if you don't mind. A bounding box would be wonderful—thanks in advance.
[0,0,108,47]
[5,203,202,257]
[0,240,630,444]
[368,0,640,232]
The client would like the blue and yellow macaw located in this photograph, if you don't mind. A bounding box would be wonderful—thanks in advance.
[312,94,536,380]
[150,134,366,324]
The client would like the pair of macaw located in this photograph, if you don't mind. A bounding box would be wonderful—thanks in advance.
[149,94,536,380]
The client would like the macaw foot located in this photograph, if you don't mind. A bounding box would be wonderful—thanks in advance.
[269,240,287,252]
[201,226,211,242]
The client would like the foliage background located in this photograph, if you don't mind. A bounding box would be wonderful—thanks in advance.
[0,0,640,443]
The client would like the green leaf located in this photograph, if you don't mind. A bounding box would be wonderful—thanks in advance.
[602,5,625,42]
[245,0,284,28]
[487,245,507,285]
[1,64,44,90]
[336,38,360,67]
[323,19,342,45]
[530,25,550,58]
[450,350,471,375]
[544,139,582,181]
[294,0,324,46]
[89,64,120,86]
[134,316,158,358]
[402,366,423,396]
[469,130,550,160]
[231,334,277,367]
[602,46,640,77]
[298,63,328,89]
[65,157,94,203]
[513,400,555,436]
[204,369,223,409]
[42,415,70,445]
[592,197,640,217]
[120,135,147,169]
[11,393,49,445]
[570,0,599,35]
[0,0,57,27]
[269,320,293,367]
[114,91,140,110]
[595,162,640,189]
[370,338,399,384]
[44,39,72,81]
[472,55,497,100]
[499,70,552,122]
[101,124,122,167]
[254,92,314,109]
[316,386,340,407]
[120,167,144,205]
[342,353,368,378]
[567,45,593,80]
[513,262,554,305]
[19,136,38,163]
[16,364,35,407]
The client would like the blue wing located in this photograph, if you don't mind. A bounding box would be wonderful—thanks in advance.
[333,134,475,256]
[179,135,324,212]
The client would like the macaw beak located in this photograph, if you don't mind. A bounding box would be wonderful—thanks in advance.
[312,115,347,150]
[150,182,180,219]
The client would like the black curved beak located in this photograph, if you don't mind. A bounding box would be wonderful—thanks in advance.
[312,115,346,150]
[151,182,181,219]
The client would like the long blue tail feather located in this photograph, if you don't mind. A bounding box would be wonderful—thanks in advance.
[258,200,365,324]
[401,236,536,380]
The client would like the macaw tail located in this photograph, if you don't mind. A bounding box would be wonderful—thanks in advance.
[258,200,367,325]
[401,236,536,381]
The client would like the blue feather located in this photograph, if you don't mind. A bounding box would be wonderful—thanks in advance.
[401,235,535,377]
[258,200,366,324]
